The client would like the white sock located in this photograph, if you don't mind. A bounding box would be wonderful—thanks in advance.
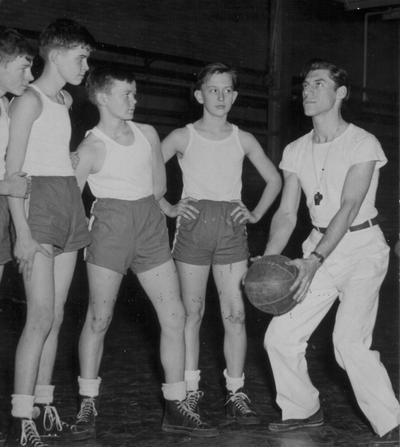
[34,384,54,405]
[78,376,101,398]
[184,370,201,392]
[224,368,244,393]
[11,394,35,419]
[161,381,186,402]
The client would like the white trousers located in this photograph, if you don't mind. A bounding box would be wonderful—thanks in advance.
[264,226,400,436]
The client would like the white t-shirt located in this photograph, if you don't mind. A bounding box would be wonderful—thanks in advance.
[280,123,387,227]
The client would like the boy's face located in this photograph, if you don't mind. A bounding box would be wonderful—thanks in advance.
[195,72,238,117]
[302,69,345,117]
[0,54,33,97]
[102,79,137,120]
[54,44,91,85]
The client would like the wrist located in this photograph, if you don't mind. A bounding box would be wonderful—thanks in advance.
[309,250,325,264]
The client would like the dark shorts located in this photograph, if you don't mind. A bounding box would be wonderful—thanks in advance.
[27,176,90,255]
[0,196,12,265]
[172,200,249,265]
[86,196,172,275]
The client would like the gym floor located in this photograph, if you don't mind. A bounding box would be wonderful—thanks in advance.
[0,230,398,447]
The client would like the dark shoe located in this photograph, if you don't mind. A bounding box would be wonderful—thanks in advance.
[185,390,204,413]
[225,388,260,425]
[268,408,324,432]
[6,418,48,447]
[71,396,97,439]
[369,426,400,446]
[162,399,218,438]
[33,404,91,442]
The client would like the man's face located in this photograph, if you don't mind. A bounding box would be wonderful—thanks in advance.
[54,45,91,86]
[195,72,238,117]
[302,69,341,117]
[103,79,137,120]
[0,54,33,96]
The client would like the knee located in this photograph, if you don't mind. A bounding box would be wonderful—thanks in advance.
[87,313,113,336]
[221,307,246,328]
[264,320,302,356]
[160,304,186,334]
[26,307,54,336]
[332,331,359,367]
[185,304,205,327]
[50,308,65,332]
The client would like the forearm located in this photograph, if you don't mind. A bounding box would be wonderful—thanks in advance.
[264,210,297,255]
[251,177,282,222]
[313,202,359,259]
[158,196,174,217]
[8,197,30,236]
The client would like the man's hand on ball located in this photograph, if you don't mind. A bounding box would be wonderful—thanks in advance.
[288,258,320,303]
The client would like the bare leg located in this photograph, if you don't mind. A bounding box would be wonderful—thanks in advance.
[36,250,77,385]
[212,261,247,378]
[175,261,210,371]
[79,263,122,379]
[137,259,185,383]
[14,245,55,395]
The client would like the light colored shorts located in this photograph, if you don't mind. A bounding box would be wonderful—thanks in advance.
[0,196,12,265]
[86,195,172,275]
[26,176,90,255]
[172,200,249,266]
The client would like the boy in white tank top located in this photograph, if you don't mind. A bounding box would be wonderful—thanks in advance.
[71,66,217,439]
[159,63,282,424]
[6,19,95,447]
[0,27,34,445]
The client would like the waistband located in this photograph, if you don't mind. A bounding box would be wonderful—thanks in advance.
[313,216,379,234]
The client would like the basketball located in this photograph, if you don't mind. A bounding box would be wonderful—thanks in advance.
[243,255,299,316]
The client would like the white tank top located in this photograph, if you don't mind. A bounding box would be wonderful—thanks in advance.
[87,121,153,200]
[179,124,245,201]
[0,97,9,180]
[22,84,73,176]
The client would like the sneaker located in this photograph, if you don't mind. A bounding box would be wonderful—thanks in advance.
[268,408,324,432]
[369,425,400,446]
[162,399,218,438]
[225,388,260,425]
[71,396,97,439]
[185,390,204,413]
[33,404,91,442]
[6,418,48,447]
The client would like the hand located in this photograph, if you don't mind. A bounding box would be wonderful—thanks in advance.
[288,257,321,303]
[6,172,31,198]
[230,201,258,224]
[169,197,199,219]
[14,235,52,280]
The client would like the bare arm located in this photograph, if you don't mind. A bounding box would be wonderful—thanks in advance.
[72,134,104,192]
[290,160,376,302]
[159,127,199,218]
[6,90,51,278]
[233,131,282,224]
[139,124,166,200]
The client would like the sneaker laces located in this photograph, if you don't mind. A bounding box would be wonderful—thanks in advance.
[176,400,205,427]
[185,390,204,412]
[76,397,98,423]
[225,391,254,415]
[42,405,63,432]
[20,419,48,447]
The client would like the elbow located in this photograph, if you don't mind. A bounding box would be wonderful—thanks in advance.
[154,185,167,201]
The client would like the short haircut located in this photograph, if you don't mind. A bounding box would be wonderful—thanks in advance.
[0,28,35,65]
[302,58,350,100]
[195,62,238,90]
[39,18,95,59]
[85,65,136,105]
